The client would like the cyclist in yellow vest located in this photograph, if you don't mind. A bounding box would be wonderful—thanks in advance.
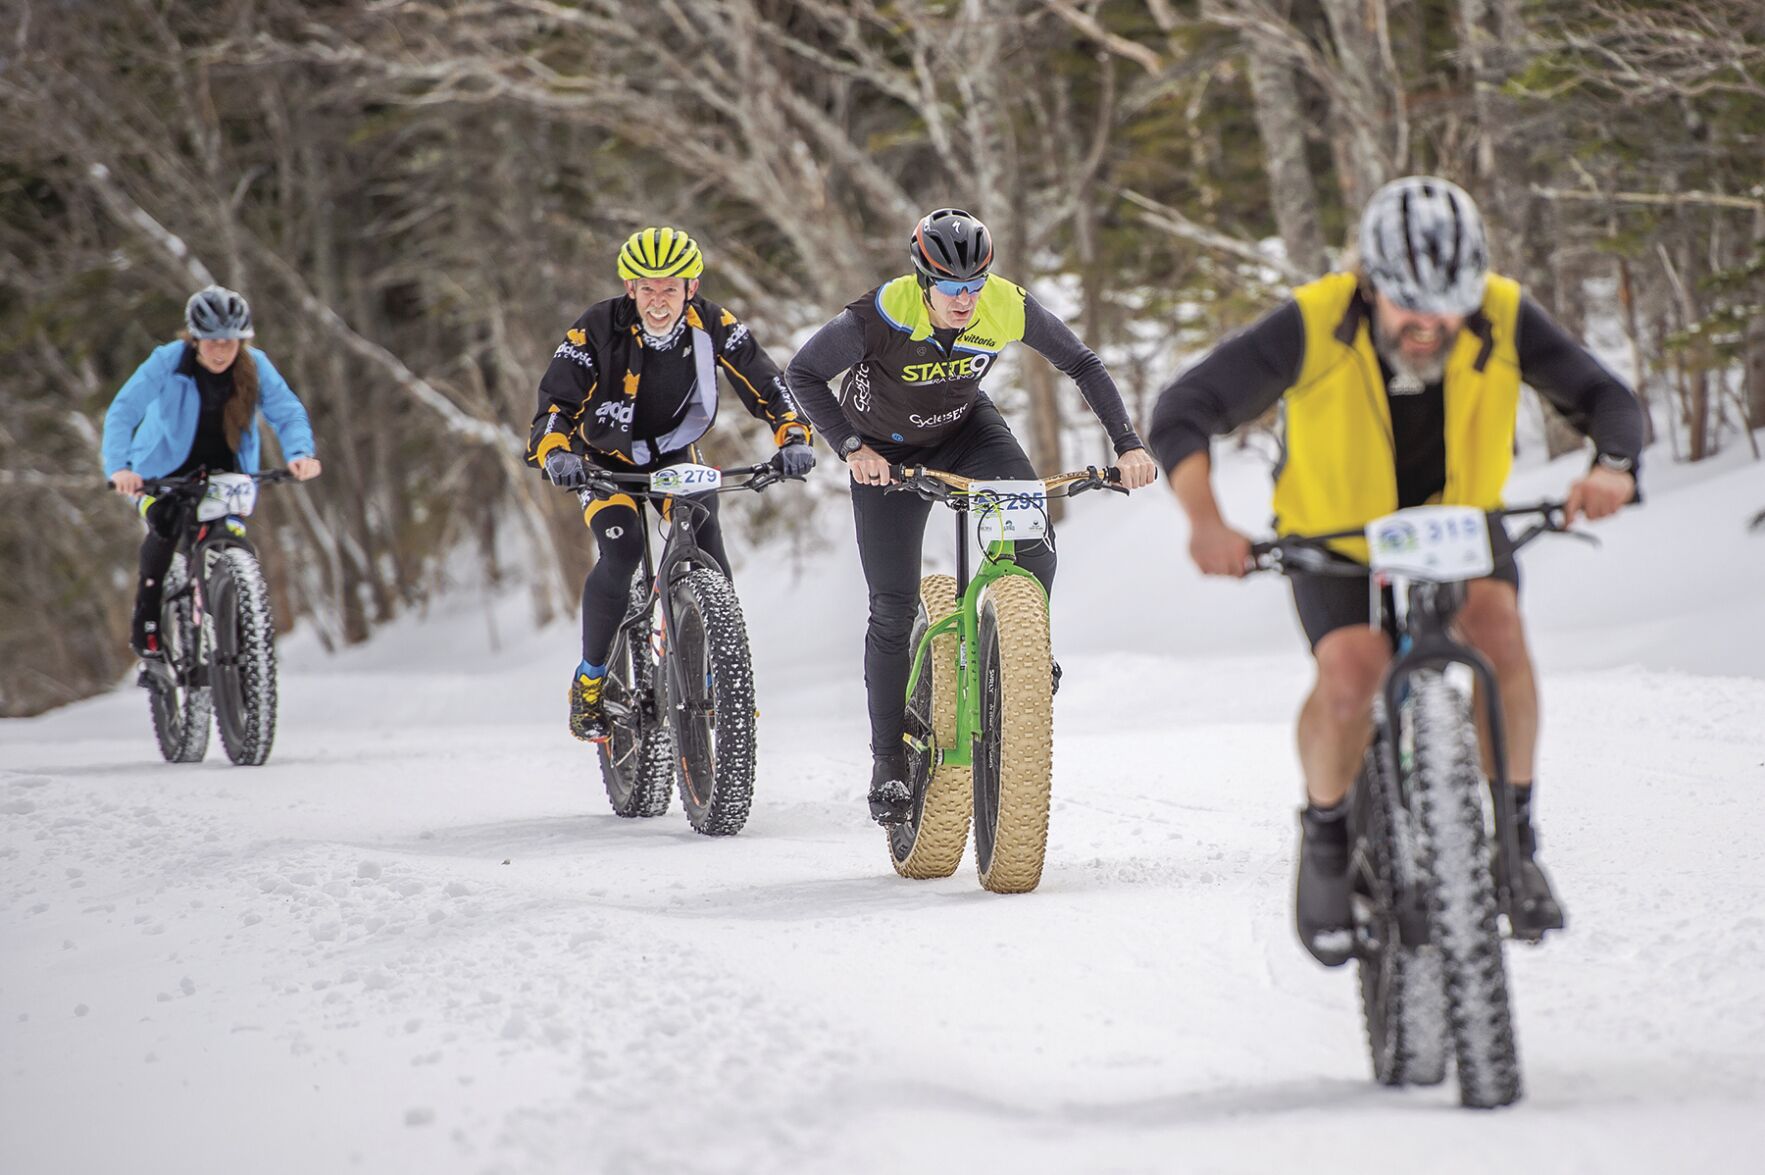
[786,208,1159,824]
[1150,177,1642,965]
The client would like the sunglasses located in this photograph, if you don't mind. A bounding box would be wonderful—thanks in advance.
[931,275,988,297]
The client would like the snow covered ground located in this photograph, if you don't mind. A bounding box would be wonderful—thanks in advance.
[4,443,1763,1174]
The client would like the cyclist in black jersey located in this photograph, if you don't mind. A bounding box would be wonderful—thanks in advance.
[1150,177,1643,963]
[527,227,814,741]
[785,208,1159,825]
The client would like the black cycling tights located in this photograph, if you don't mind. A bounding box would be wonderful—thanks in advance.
[135,529,178,618]
[850,402,1054,757]
[579,492,729,667]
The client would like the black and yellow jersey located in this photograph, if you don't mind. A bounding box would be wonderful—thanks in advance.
[528,294,809,469]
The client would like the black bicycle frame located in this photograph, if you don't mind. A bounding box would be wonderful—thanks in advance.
[137,471,285,692]
[576,464,783,728]
[1374,579,1522,934]
[1254,502,1577,936]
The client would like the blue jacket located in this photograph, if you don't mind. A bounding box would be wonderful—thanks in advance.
[102,341,316,478]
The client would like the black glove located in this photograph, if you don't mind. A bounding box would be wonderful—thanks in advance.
[772,439,816,478]
[544,448,591,489]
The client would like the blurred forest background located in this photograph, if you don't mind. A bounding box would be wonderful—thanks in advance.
[2,0,1760,715]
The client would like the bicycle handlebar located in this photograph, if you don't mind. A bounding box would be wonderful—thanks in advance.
[109,469,299,496]
[884,464,1124,505]
[1249,500,1583,578]
[569,461,798,502]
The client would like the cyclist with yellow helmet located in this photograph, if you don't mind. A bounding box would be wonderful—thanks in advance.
[528,227,813,740]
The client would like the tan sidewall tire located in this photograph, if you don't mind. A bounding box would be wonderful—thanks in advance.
[891,574,972,879]
[974,574,1053,894]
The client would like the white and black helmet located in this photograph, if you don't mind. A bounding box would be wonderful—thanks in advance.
[1359,176,1488,317]
[184,284,255,340]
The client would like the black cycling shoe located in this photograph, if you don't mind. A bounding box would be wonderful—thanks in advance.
[1296,802,1354,967]
[868,754,913,826]
[1506,822,1567,939]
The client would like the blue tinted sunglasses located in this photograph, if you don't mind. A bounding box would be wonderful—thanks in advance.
[931,275,988,297]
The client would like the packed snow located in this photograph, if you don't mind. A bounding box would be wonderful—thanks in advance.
[4,442,1763,1174]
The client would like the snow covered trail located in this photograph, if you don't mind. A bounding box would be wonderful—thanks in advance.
[5,445,1763,1173]
[4,648,1762,1173]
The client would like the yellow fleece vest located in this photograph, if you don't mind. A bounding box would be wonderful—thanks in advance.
[1274,271,1523,559]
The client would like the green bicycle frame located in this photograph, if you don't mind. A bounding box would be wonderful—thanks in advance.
[903,497,1048,769]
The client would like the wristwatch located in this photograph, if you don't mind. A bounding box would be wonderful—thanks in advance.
[1594,452,1634,473]
[838,435,864,459]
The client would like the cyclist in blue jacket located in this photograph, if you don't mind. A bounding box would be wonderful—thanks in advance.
[103,286,322,658]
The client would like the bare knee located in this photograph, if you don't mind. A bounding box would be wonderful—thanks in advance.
[1459,581,1530,677]
[1311,628,1389,726]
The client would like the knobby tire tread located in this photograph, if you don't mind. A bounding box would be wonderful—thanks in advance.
[150,553,212,763]
[974,575,1053,894]
[1355,740,1450,1087]
[599,572,674,818]
[890,575,970,879]
[212,547,278,766]
[1411,672,1522,1108]
[671,568,756,837]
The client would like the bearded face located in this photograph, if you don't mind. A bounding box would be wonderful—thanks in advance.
[1371,292,1464,386]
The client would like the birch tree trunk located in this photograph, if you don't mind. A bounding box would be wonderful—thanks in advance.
[1246,19,1327,276]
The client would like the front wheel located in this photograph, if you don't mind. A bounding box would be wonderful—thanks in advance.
[1407,670,1522,1108]
[889,574,971,879]
[668,567,757,836]
[1354,734,1450,1088]
[598,572,675,818]
[207,547,277,766]
[971,574,1053,894]
[148,553,212,763]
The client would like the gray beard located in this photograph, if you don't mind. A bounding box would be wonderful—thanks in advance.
[1373,319,1448,387]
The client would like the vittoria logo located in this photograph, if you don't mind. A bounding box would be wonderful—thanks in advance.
[961,334,999,348]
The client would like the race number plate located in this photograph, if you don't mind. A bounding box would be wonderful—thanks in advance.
[971,480,1049,543]
[196,472,259,521]
[1365,505,1494,581]
[649,463,723,495]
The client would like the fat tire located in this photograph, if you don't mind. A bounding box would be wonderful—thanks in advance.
[668,567,757,836]
[889,575,971,879]
[149,553,212,763]
[1408,671,1522,1108]
[1354,735,1450,1087]
[971,574,1053,894]
[599,572,675,818]
[208,547,279,766]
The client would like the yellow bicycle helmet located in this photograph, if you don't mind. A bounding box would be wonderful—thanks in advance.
[617,227,704,281]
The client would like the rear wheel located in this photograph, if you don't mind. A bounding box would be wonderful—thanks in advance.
[669,567,757,836]
[598,573,675,818]
[209,546,278,766]
[889,575,971,879]
[1354,734,1450,1087]
[148,553,212,764]
[971,574,1053,894]
[1407,670,1522,1108]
